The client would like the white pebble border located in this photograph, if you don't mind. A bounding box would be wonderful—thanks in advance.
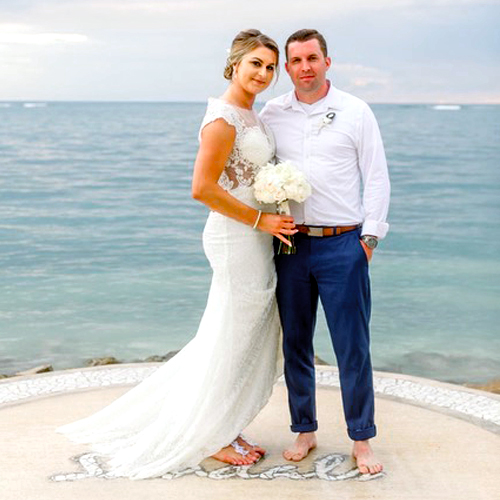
[0,364,499,432]
[316,368,500,431]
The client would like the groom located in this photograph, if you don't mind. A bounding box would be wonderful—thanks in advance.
[260,29,390,474]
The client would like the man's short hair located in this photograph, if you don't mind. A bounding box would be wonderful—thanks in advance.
[285,29,328,60]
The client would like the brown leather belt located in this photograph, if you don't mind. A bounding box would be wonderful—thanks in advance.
[295,224,360,237]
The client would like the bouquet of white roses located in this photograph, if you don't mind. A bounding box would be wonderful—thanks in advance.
[254,161,312,254]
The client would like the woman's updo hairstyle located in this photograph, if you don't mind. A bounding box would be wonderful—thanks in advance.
[224,29,279,81]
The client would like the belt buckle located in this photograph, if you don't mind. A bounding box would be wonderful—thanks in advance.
[307,226,324,237]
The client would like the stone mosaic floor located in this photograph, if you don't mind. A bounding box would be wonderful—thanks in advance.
[1,364,499,483]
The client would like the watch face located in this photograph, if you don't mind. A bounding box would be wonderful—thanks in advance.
[363,236,378,249]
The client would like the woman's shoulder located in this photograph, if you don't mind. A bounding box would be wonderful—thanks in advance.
[204,97,241,126]
[198,98,244,141]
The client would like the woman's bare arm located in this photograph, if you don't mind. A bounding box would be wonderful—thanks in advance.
[192,119,296,244]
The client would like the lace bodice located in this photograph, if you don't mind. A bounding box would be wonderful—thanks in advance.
[199,98,274,191]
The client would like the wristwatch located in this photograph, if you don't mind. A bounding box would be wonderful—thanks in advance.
[361,235,378,250]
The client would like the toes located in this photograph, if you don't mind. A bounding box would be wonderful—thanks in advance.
[245,453,259,463]
[236,437,265,458]
[358,462,383,475]
[240,453,257,465]
[290,450,304,462]
[284,451,300,461]
[358,464,369,474]
[284,447,309,462]
[213,448,259,467]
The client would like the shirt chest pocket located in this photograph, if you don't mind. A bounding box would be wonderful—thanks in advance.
[313,126,356,163]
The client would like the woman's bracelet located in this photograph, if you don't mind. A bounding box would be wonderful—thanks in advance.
[252,210,262,229]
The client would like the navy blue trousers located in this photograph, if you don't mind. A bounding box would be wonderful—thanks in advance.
[274,228,376,441]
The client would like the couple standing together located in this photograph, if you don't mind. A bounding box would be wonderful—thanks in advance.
[57,28,390,479]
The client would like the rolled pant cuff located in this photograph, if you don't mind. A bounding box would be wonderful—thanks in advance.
[348,425,377,441]
[291,421,318,433]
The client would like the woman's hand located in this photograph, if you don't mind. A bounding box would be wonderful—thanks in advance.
[257,213,297,246]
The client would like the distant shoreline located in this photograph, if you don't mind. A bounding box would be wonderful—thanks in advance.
[1,100,500,106]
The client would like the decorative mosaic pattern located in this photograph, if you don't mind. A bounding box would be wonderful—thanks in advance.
[1,365,499,430]
[49,452,383,482]
[315,369,500,427]
[0,366,158,406]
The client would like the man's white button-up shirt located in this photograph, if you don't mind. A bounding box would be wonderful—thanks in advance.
[260,84,390,239]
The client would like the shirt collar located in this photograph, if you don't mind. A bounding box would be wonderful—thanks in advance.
[283,81,344,115]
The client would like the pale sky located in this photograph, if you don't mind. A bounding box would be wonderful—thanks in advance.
[0,0,499,103]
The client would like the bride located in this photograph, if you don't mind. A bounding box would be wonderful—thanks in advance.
[56,29,296,480]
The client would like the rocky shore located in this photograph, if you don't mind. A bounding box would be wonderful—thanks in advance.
[466,378,500,395]
[0,352,180,380]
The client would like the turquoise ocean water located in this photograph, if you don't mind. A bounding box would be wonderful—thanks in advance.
[0,102,499,384]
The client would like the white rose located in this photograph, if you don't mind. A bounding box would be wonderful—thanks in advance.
[254,160,311,205]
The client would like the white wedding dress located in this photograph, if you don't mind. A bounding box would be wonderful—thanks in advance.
[56,98,282,480]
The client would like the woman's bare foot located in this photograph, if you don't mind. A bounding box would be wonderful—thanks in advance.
[352,440,383,474]
[211,443,258,466]
[236,435,266,460]
[283,432,317,462]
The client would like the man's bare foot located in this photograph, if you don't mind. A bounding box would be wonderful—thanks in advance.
[283,432,317,462]
[236,435,265,460]
[352,440,383,474]
[211,443,258,466]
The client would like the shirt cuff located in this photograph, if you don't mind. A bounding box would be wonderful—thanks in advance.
[361,220,389,239]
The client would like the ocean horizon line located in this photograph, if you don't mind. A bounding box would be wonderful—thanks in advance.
[1,100,499,106]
